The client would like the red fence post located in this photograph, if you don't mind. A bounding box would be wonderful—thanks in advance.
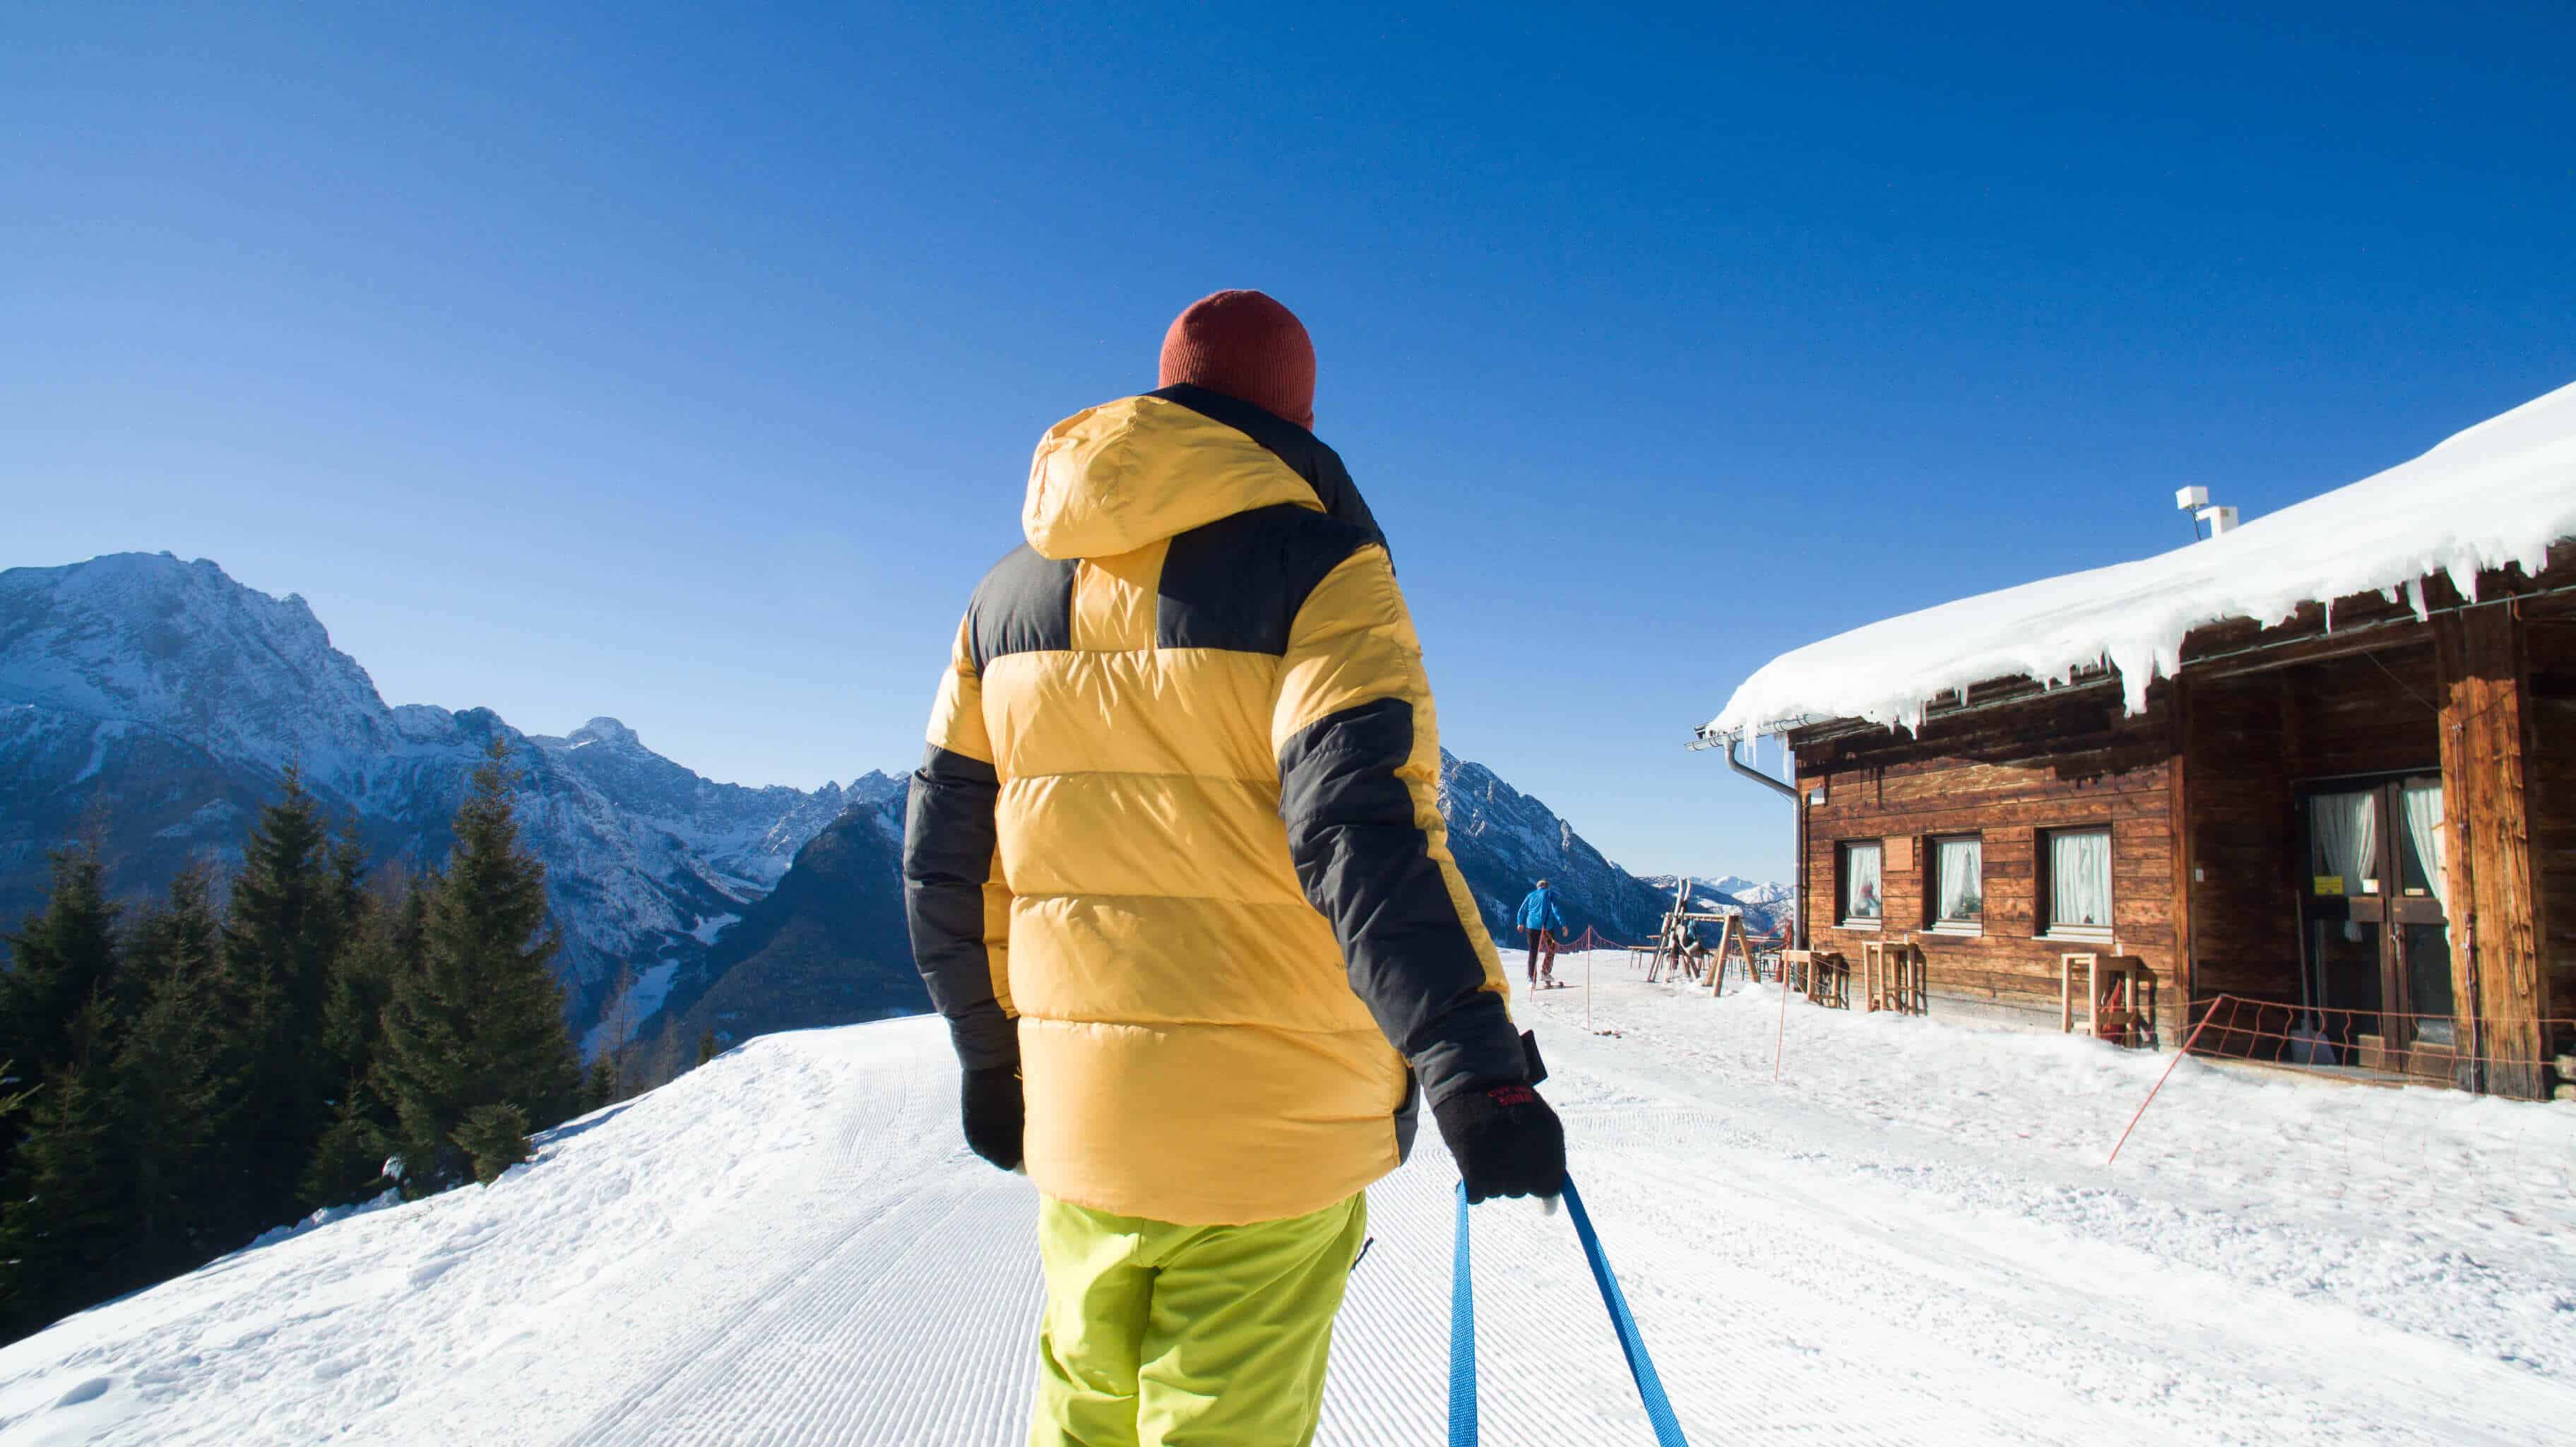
[1774,952,1793,1081]
[2106,996,2224,1167]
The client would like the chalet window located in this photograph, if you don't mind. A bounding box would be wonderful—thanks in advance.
[2038,827,2113,940]
[1927,835,1983,933]
[1838,841,1883,927]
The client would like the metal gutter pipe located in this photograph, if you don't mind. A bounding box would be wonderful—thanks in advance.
[1725,740,1800,802]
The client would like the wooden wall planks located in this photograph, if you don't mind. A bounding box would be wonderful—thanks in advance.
[2182,647,2444,1006]
[1766,548,2573,1092]
[1787,645,2455,1046]
[2522,614,2576,1042]
[1794,688,2184,1038]
[2435,608,2551,1098]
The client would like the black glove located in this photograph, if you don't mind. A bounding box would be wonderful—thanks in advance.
[1432,1082,1567,1204]
[960,1064,1024,1171]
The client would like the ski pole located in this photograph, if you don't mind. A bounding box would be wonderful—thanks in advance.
[1450,1176,1690,1444]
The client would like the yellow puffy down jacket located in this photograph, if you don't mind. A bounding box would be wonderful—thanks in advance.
[901,384,1523,1226]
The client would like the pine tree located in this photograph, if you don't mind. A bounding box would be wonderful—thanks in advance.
[299,872,422,1208]
[0,845,123,1098]
[219,767,365,1229]
[695,1029,718,1068]
[375,742,580,1197]
[581,1053,622,1112]
[0,847,136,1342]
[453,1104,531,1186]
[0,1037,125,1341]
[109,864,233,1285]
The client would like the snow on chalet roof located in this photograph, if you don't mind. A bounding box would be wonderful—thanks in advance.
[1703,379,2576,743]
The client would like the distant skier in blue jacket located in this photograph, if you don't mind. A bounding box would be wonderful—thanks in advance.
[1516,881,1569,987]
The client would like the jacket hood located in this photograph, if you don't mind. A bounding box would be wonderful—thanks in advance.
[1023,386,1381,560]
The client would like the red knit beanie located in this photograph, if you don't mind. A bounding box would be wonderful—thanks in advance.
[1157,290,1317,430]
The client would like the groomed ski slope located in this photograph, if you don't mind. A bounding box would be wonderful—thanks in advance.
[6,959,2575,1446]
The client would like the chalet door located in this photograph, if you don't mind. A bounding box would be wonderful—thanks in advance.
[2299,776,2455,1076]
[2390,778,2457,1072]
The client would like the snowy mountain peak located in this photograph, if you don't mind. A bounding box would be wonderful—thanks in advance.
[0,552,395,774]
[845,769,908,804]
[568,716,644,750]
[2,553,878,1037]
[1642,873,1793,906]
[1696,875,1794,906]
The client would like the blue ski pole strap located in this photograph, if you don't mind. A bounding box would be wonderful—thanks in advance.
[1562,1176,1689,1446]
[1449,1186,1478,1446]
[1449,1176,1690,1446]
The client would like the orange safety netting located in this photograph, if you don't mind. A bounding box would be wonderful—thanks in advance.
[2109,992,2572,1162]
[2176,993,2568,1094]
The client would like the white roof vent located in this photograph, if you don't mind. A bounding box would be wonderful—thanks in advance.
[2176,485,2237,541]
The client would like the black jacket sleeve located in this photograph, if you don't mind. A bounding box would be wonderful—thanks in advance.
[901,624,1016,1073]
[1271,546,1526,1107]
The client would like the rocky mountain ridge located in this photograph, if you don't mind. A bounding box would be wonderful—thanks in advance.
[1440,757,1785,942]
[6,553,1776,1052]
[0,553,884,1032]
[1641,874,1796,931]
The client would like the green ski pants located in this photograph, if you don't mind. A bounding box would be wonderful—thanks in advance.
[1029,1191,1368,1447]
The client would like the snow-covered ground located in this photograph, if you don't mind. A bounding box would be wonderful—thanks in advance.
[6,957,2574,1445]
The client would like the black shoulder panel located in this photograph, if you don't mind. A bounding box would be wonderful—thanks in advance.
[1150,384,1387,550]
[1156,504,1375,655]
[966,545,1076,670]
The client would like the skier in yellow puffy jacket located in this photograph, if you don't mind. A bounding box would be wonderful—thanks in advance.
[903,290,1567,1446]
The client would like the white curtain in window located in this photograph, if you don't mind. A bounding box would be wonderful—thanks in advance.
[1936,837,1981,921]
[2050,831,2110,931]
[2402,781,2447,910]
[2309,791,2377,890]
[1844,844,1882,920]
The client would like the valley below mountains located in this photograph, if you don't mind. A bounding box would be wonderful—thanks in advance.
[1,553,1784,1057]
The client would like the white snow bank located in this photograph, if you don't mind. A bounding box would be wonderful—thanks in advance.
[243,1188,401,1251]
[1705,379,2576,739]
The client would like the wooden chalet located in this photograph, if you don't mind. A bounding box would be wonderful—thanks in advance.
[1701,383,2576,1099]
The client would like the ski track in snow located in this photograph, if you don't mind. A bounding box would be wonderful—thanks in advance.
[2,960,2573,1443]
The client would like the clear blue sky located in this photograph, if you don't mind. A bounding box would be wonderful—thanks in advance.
[7,2,2572,883]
